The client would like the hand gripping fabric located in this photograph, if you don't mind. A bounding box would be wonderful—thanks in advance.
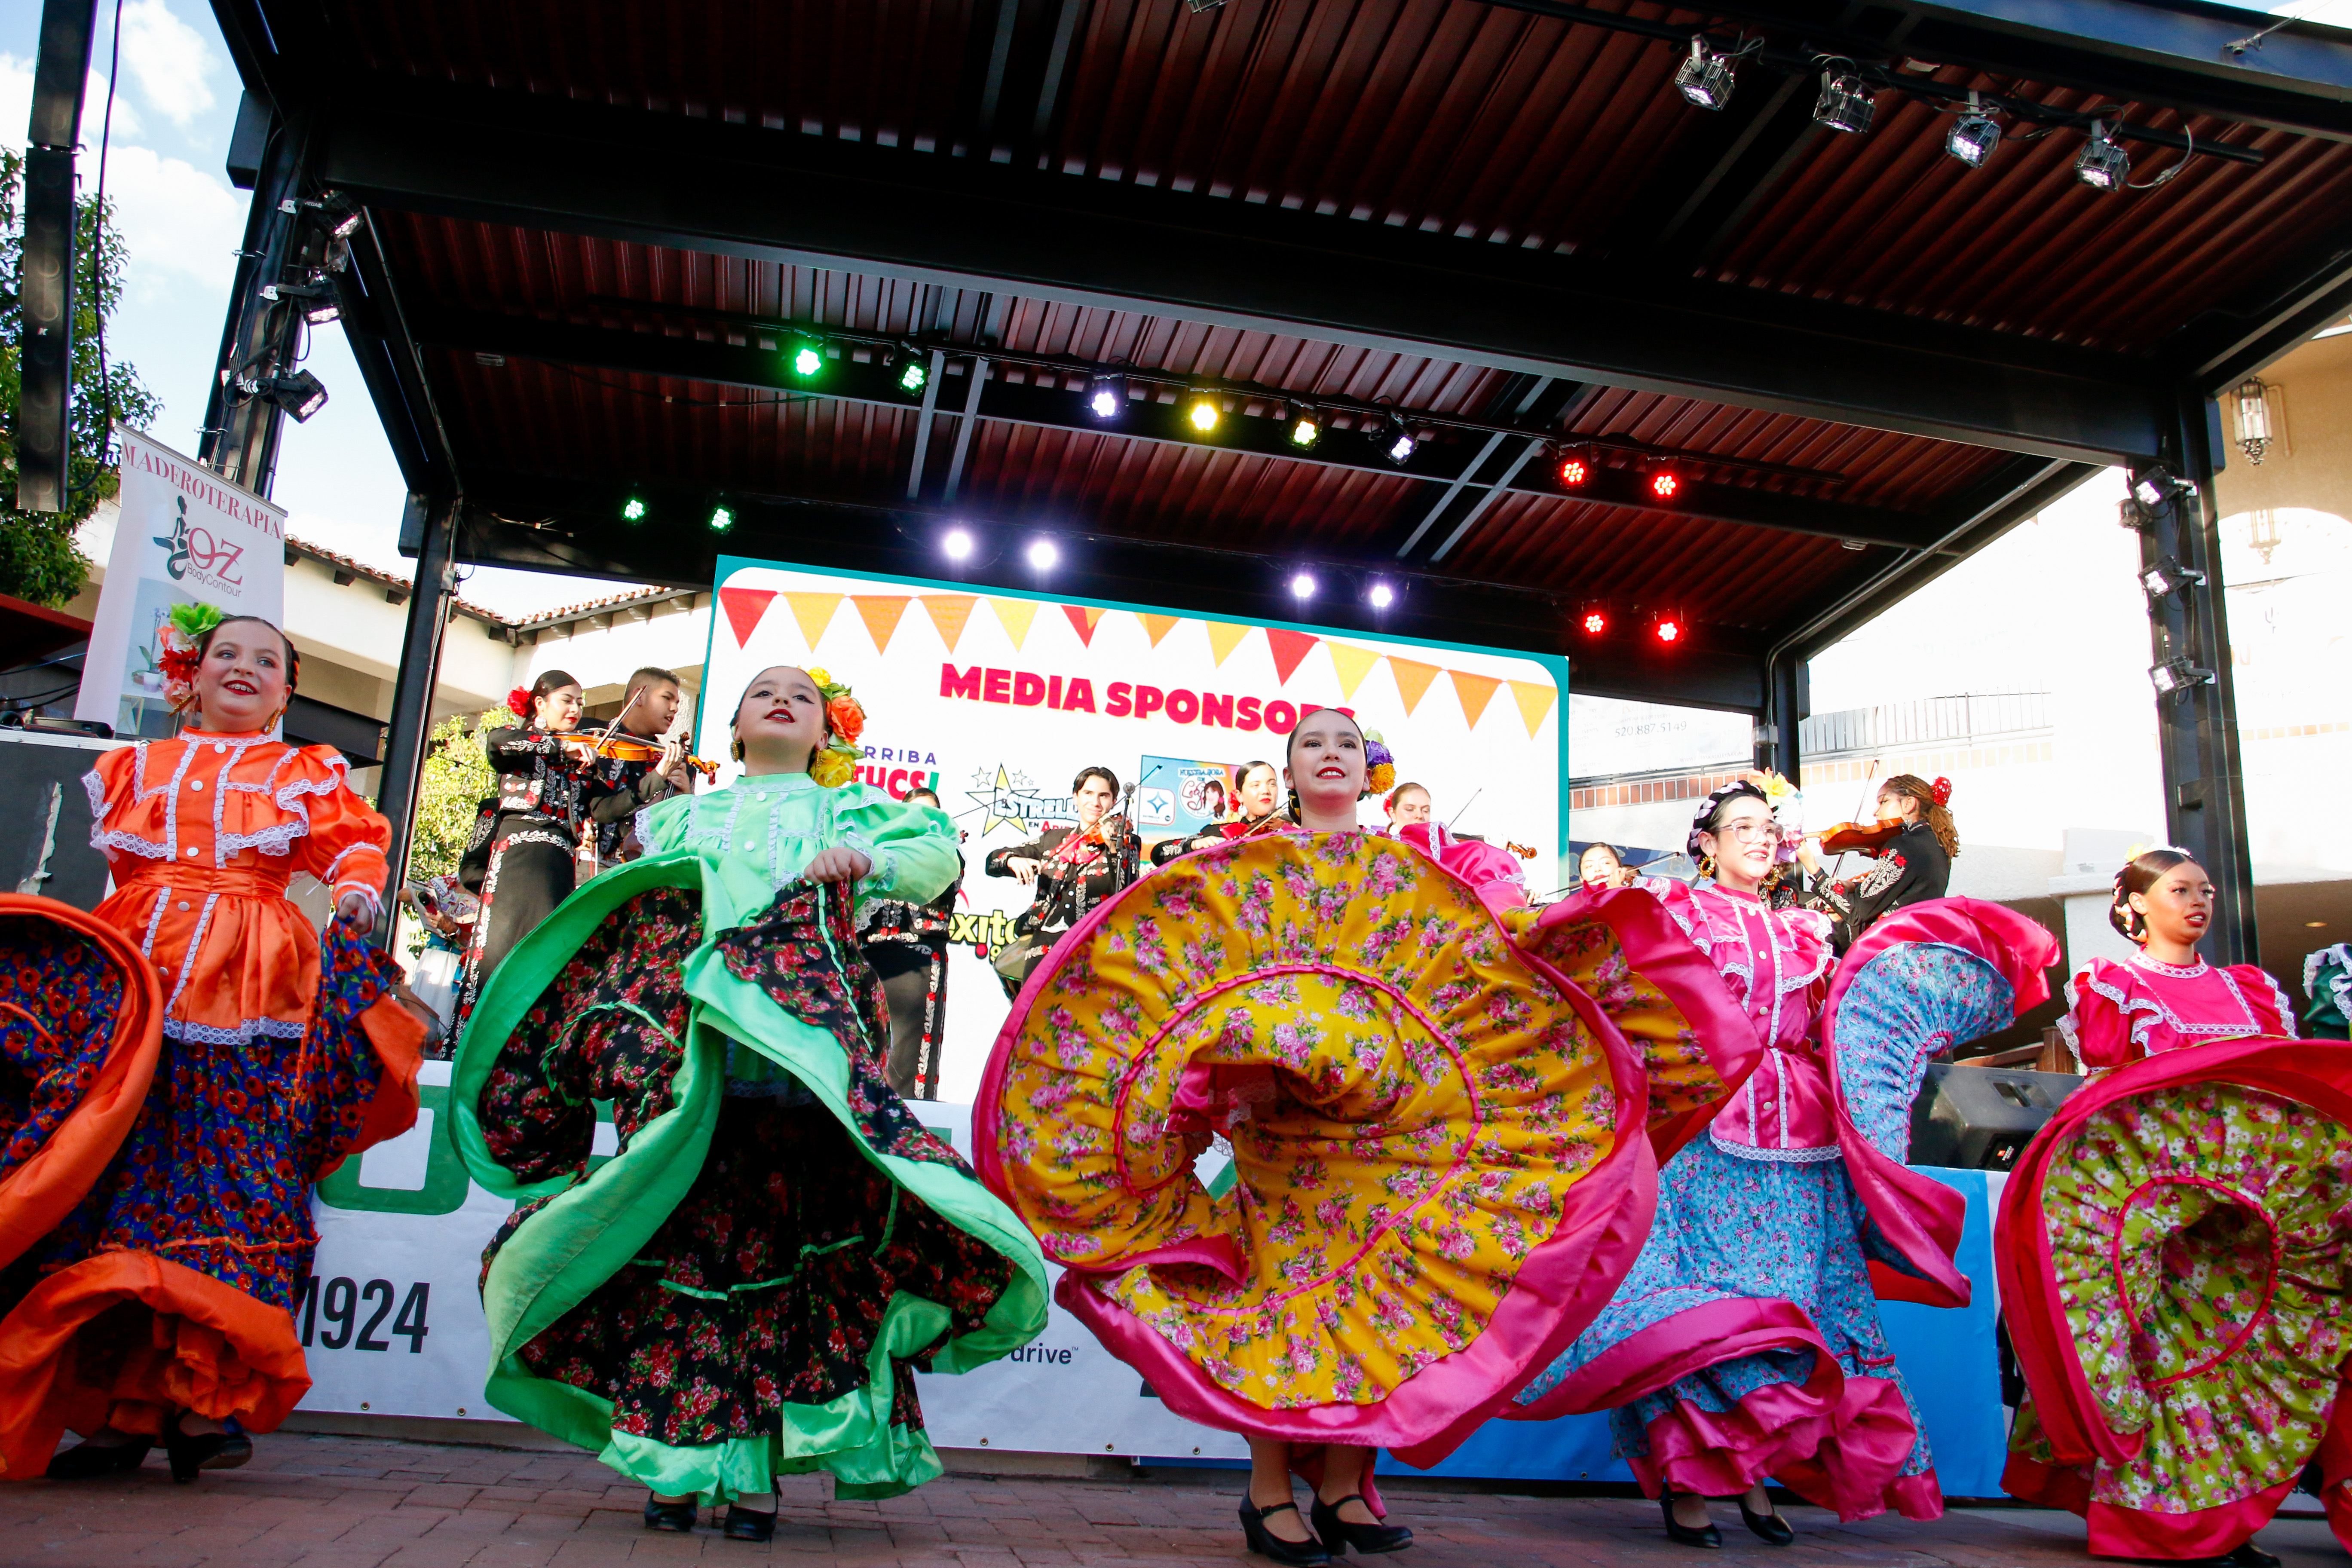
[973,830,1655,1464]
[1997,1038,2352,1560]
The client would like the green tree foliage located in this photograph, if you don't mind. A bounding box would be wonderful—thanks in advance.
[407,709,504,882]
[0,148,166,606]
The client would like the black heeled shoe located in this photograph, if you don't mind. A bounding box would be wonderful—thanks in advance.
[44,1435,153,1479]
[161,1419,251,1484]
[643,1494,698,1532]
[2221,1543,2281,1568]
[723,1499,778,1542]
[1240,1498,1332,1565]
[1738,1495,1794,1546]
[1659,1493,1722,1550]
[1309,1493,1414,1555]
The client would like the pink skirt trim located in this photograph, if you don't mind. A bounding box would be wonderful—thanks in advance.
[2009,1451,2295,1560]
[1629,1373,1939,1523]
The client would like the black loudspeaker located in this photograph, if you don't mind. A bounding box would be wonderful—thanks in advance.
[1908,1063,2084,1171]
[0,730,122,910]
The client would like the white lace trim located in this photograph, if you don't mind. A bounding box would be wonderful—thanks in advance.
[2257,968,2300,1040]
[272,750,352,821]
[2306,944,2352,1024]
[217,820,308,859]
[1710,1130,1843,1164]
[81,766,107,826]
[162,1014,306,1044]
[162,892,221,1018]
[2128,952,2210,980]
[2069,959,2276,1057]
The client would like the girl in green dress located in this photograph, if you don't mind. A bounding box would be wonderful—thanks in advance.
[453,665,1047,1540]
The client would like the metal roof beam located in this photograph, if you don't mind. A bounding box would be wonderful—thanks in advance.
[315,76,2170,465]
[416,305,1965,551]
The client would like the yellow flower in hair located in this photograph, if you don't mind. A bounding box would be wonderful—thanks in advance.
[806,667,833,688]
[808,747,856,789]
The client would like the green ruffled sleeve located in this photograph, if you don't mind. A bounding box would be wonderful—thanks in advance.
[636,792,699,858]
[830,785,957,906]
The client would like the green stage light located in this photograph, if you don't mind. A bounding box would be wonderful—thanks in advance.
[896,349,930,394]
[709,505,735,533]
[787,335,825,379]
[621,497,646,522]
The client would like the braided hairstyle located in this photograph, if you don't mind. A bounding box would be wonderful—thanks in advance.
[2109,847,2196,943]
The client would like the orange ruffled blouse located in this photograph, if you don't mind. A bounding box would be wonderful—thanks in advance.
[84,732,392,1044]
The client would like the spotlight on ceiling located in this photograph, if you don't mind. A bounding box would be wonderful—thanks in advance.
[2149,656,2214,695]
[242,369,329,422]
[1287,406,1321,449]
[1382,422,1420,466]
[1651,609,1684,645]
[1557,451,1590,488]
[1675,37,1737,110]
[942,527,975,562]
[893,346,931,395]
[1289,571,1317,600]
[1813,68,1875,134]
[1085,374,1127,420]
[1186,391,1222,434]
[1648,468,1682,501]
[1367,580,1396,610]
[1578,603,1608,637]
[259,279,341,326]
[1947,93,2002,168]
[2075,120,2129,191]
[2131,466,2187,510]
[786,334,826,378]
[2141,557,2206,599]
[1026,537,1060,573]
[621,496,647,523]
[708,505,735,533]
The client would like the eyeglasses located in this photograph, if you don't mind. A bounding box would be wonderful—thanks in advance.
[1709,820,1776,844]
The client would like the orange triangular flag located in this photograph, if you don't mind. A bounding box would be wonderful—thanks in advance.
[989,597,1038,650]
[1508,680,1559,738]
[1137,613,1181,647]
[1265,628,1320,686]
[1450,670,1502,729]
[1388,656,1440,716]
[1205,622,1251,668]
[718,587,776,648]
[1325,641,1380,699]
[784,591,842,649]
[1063,604,1106,646]
[851,596,911,655]
[920,594,976,653]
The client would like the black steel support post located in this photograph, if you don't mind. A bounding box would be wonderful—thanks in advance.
[16,0,97,513]
[1755,651,1807,785]
[198,107,312,493]
[2138,396,2257,967]
[372,493,458,943]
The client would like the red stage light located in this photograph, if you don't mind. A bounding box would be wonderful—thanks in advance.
[1650,470,1681,500]
[1654,615,1682,644]
[1559,456,1589,487]
[1580,609,1607,636]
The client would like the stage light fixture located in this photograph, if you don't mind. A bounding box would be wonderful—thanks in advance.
[1675,37,1736,110]
[1289,571,1317,600]
[1383,423,1420,466]
[1652,611,1684,645]
[621,497,647,522]
[1946,95,2002,168]
[2075,121,2129,191]
[1813,69,1874,135]
[2141,557,2206,599]
[1288,407,1321,449]
[1649,468,1681,501]
[1367,580,1396,609]
[893,346,931,395]
[241,369,328,422]
[942,527,975,562]
[1186,391,1222,434]
[787,334,826,378]
[1579,604,1608,637]
[708,505,735,533]
[1557,451,1590,488]
[1026,537,1060,572]
[260,279,340,326]
[2131,466,2187,510]
[1085,374,1127,420]
[2149,656,2214,695]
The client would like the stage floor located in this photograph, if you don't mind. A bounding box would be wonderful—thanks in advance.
[0,1432,2339,1567]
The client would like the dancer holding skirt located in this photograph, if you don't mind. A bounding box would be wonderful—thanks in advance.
[978,708,1752,1564]
[2000,848,2349,1565]
[453,665,1045,1540]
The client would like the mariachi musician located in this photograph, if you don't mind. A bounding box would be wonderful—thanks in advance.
[984,765,1142,998]
[1149,758,1283,865]
[587,666,701,865]
[1798,773,1957,952]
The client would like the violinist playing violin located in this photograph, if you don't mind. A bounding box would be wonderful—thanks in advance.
[985,764,1142,999]
[588,667,701,866]
[1796,773,1958,952]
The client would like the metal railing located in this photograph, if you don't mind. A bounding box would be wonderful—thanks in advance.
[1800,692,2050,762]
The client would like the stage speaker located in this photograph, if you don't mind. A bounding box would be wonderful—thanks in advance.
[0,728,123,910]
[1908,1063,2083,1171]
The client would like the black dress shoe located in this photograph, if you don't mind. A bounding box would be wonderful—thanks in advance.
[643,1494,698,1532]
[1659,1494,1722,1550]
[1240,1499,1332,1565]
[161,1423,251,1484]
[2221,1543,2281,1568]
[722,1503,777,1542]
[45,1436,152,1479]
[1738,1497,1794,1546]
[1310,1493,1415,1554]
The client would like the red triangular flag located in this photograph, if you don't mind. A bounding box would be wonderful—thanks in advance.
[719,587,777,648]
[1062,604,1106,646]
[1265,628,1320,686]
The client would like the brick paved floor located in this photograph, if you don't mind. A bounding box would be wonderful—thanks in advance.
[0,1434,2339,1568]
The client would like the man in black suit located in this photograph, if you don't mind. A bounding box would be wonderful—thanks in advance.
[985,765,1140,998]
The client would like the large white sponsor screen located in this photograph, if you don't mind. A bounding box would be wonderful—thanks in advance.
[696,556,1570,1102]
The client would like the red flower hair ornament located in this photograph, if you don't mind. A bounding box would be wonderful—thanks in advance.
[506,687,533,719]
[1931,776,1954,807]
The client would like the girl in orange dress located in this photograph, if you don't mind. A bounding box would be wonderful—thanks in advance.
[0,608,423,1483]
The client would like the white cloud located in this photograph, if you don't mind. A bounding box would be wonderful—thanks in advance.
[119,0,217,128]
[98,143,244,294]
[85,69,142,141]
[0,55,34,147]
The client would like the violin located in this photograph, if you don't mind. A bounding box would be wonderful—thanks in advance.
[1504,841,1540,861]
[555,731,722,779]
[1815,815,1906,854]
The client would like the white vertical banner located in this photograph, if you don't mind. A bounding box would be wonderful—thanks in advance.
[76,428,286,738]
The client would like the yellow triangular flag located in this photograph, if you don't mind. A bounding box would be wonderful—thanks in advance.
[1205,622,1251,668]
[920,595,976,653]
[784,591,842,648]
[1137,613,1181,647]
[1508,680,1558,738]
[1388,656,1440,716]
[850,596,911,655]
[1324,641,1380,700]
[1450,670,1502,729]
[989,596,1039,650]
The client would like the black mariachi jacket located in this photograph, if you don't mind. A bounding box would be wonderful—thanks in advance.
[986,825,1142,936]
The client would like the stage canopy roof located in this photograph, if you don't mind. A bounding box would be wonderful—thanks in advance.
[207,0,2352,711]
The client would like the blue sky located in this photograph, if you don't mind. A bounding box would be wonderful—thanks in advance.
[0,0,623,616]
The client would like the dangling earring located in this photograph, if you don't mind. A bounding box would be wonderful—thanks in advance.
[1286,786,1302,821]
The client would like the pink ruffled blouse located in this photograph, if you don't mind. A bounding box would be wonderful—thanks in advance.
[2058,952,2297,1070]
[1639,877,1838,1160]
[1392,822,1528,913]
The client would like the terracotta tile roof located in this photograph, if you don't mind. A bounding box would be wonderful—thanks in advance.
[285,536,694,631]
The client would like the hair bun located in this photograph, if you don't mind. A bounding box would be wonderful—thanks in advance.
[1931,776,1953,807]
